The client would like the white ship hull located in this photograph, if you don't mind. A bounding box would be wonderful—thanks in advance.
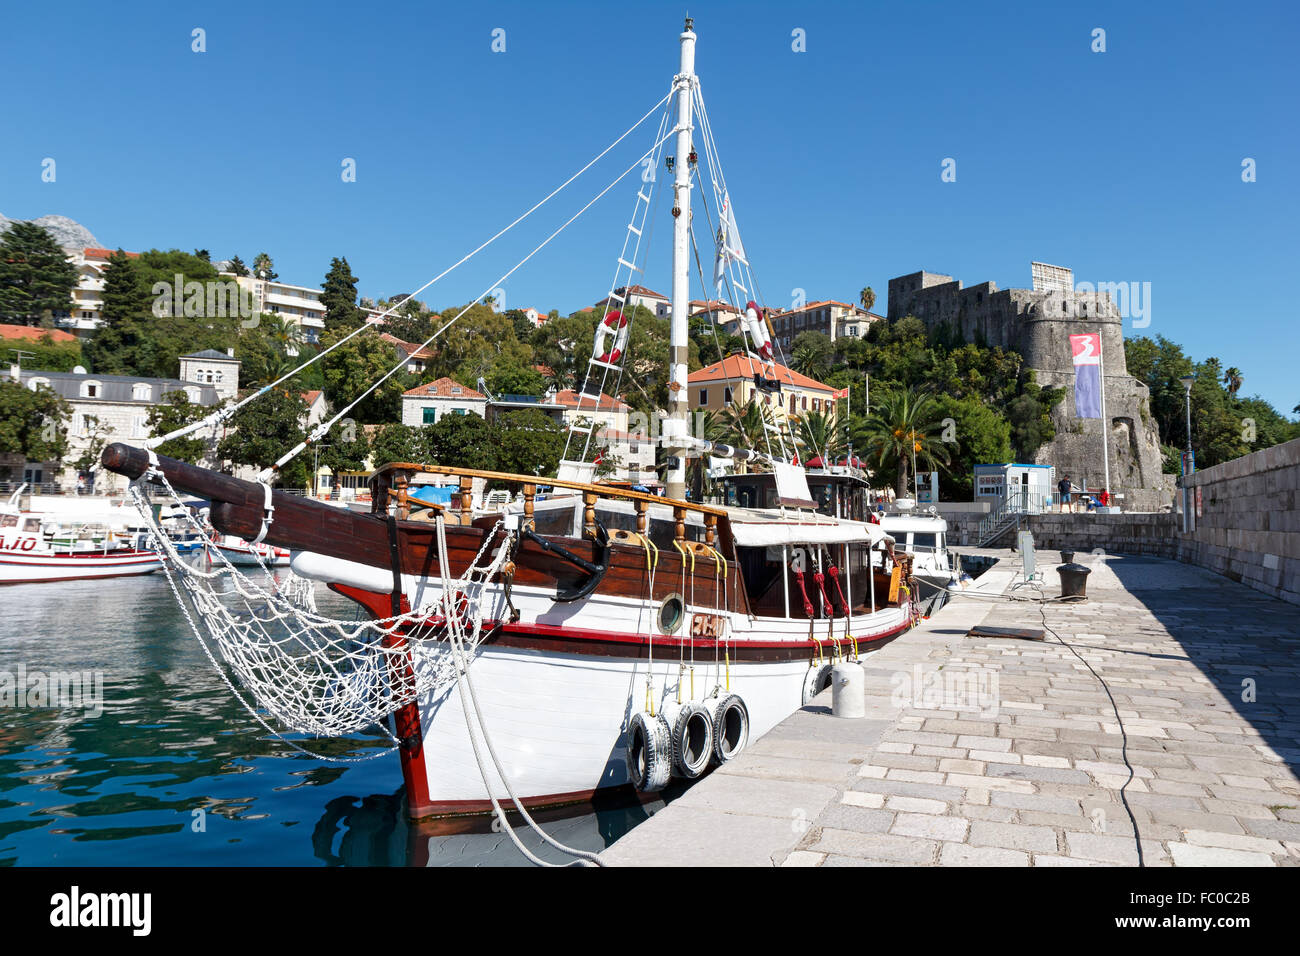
[297,551,912,817]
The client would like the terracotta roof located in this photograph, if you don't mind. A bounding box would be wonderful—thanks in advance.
[687,355,834,393]
[617,284,667,300]
[301,390,323,405]
[402,377,485,400]
[553,389,628,412]
[82,248,140,260]
[0,324,78,344]
[380,333,435,360]
[689,299,739,312]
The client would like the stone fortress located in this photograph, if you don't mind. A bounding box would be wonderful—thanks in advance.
[887,263,1174,512]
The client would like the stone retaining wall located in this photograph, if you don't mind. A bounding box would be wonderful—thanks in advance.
[1181,436,1300,605]
[940,438,1300,605]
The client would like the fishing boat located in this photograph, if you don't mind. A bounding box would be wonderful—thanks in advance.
[100,19,919,821]
[0,489,161,585]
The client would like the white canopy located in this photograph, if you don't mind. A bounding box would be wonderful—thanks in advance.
[726,510,893,549]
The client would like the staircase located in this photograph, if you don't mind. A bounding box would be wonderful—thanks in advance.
[977,509,1021,548]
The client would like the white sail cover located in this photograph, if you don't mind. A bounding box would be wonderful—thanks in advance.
[726,511,894,549]
[713,190,747,291]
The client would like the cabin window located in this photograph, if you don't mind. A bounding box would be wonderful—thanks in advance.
[912,532,937,551]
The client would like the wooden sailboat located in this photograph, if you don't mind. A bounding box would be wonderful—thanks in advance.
[101,19,917,819]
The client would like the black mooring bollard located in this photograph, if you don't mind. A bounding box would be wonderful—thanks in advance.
[1057,562,1091,600]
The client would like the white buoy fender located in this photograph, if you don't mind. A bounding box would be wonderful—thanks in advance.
[710,693,749,764]
[801,662,834,706]
[670,701,715,779]
[831,661,866,719]
[626,711,672,792]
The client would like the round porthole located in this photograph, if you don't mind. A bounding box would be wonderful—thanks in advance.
[658,594,685,634]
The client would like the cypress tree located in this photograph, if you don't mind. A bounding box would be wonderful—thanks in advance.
[321,257,364,332]
[0,222,79,326]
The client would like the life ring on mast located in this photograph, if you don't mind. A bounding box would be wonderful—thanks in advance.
[743,300,773,361]
[626,711,673,792]
[592,309,629,365]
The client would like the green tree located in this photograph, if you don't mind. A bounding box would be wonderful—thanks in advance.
[0,380,70,470]
[368,423,427,466]
[252,252,278,281]
[859,286,876,314]
[424,413,496,470]
[1222,366,1243,397]
[855,385,951,497]
[227,255,250,277]
[72,414,111,475]
[485,363,545,397]
[146,390,212,464]
[217,388,308,487]
[932,394,1013,499]
[792,408,845,462]
[321,257,364,333]
[315,419,371,477]
[6,330,81,372]
[719,398,779,470]
[788,330,833,381]
[534,312,599,391]
[84,249,151,375]
[320,327,414,424]
[493,408,564,477]
[0,222,78,326]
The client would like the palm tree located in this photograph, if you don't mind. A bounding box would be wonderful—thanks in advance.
[789,334,831,381]
[1223,367,1243,397]
[859,286,876,315]
[854,385,951,497]
[719,398,780,471]
[267,316,305,356]
[793,408,845,463]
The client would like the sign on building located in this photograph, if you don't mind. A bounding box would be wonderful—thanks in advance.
[1030,261,1074,295]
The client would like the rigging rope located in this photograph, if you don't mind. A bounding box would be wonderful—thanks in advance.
[149,89,674,454]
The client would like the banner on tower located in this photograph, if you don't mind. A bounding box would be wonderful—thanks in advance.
[1069,332,1102,419]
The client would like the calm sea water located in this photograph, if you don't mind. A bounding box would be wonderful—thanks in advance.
[0,572,670,867]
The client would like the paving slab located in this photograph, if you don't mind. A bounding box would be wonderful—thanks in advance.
[602,551,1300,866]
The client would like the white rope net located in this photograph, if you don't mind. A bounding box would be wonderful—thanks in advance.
[127,473,513,741]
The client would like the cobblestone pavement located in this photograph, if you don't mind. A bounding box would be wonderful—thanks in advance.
[601,551,1300,866]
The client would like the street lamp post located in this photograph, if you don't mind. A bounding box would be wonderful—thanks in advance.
[1180,374,1195,531]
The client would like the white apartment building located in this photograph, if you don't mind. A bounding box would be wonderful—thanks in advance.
[13,357,234,492]
[229,274,326,343]
[551,389,655,483]
[64,247,140,330]
[401,378,488,426]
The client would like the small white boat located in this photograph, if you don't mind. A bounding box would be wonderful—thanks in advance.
[209,533,291,567]
[875,500,964,594]
[0,489,161,584]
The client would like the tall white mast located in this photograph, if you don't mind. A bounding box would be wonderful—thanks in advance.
[664,16,696,502]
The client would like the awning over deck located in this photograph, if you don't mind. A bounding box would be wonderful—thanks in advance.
[725,510,893,549]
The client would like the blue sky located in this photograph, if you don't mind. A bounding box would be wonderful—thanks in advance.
[2,1,1296,412]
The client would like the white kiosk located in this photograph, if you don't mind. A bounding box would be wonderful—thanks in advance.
[973,463,1056,513]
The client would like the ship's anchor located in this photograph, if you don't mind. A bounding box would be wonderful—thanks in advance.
[521,522,609,603]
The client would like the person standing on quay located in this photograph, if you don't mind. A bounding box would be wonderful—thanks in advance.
[1058,473,1073,513]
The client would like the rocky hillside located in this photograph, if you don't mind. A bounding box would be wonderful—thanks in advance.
[0,213,101,251]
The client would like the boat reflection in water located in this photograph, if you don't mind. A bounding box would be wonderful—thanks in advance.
[311,784,682,867]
